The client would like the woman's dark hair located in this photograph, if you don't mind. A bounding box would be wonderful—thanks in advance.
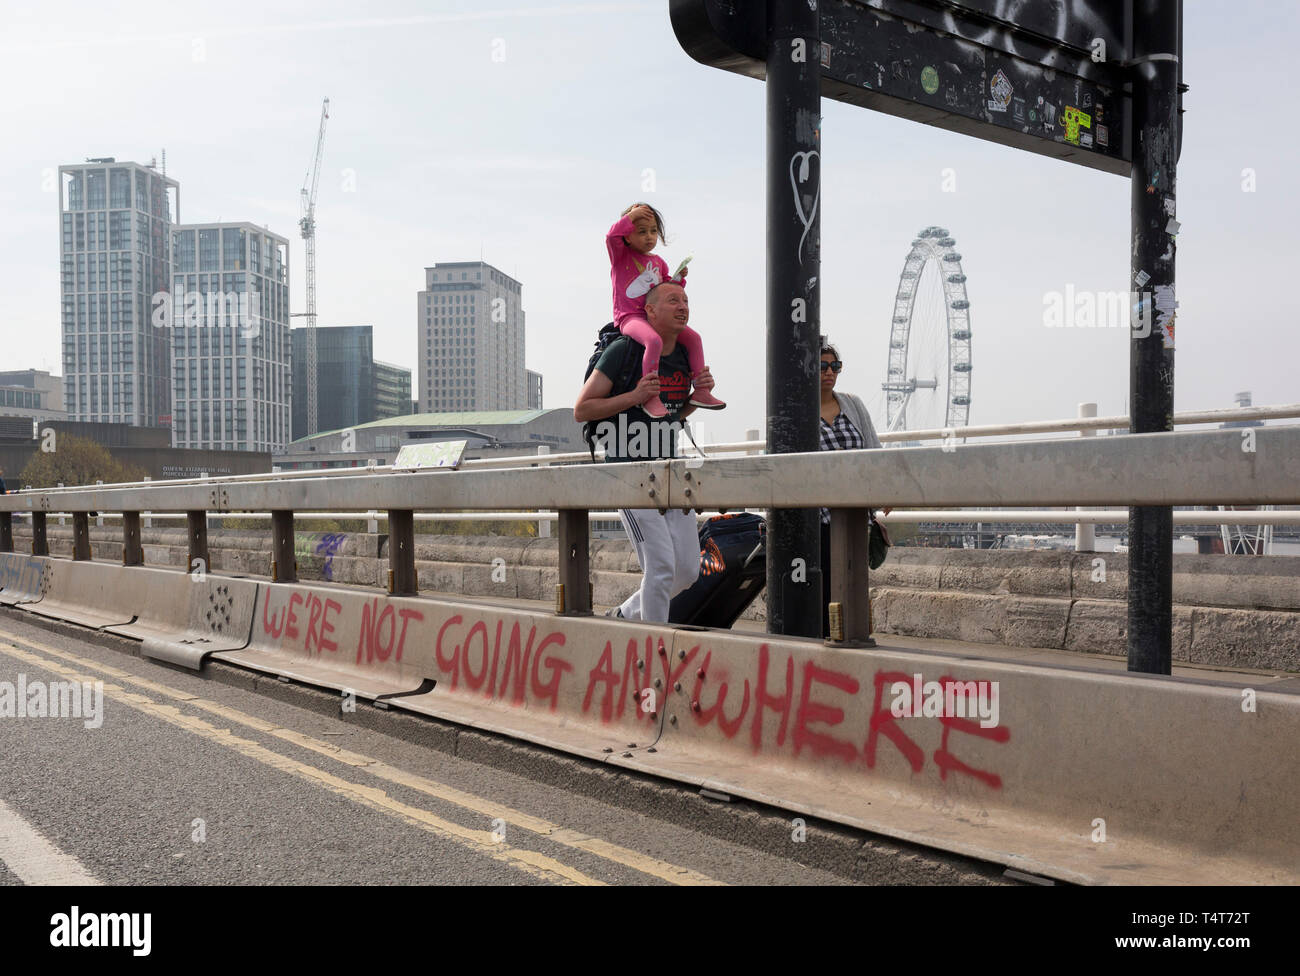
[623,202,667,243]
[820,343,840,360]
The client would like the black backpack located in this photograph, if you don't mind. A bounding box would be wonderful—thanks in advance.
[581,323,644,460]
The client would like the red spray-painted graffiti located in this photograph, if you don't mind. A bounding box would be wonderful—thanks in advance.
[258,591,1010,787]
[262,589,421,662]
[434,615,572,711]
[687,648,1011,789]
[357,598,423,665]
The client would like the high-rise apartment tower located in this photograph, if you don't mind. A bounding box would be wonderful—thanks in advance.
[59,159,179,426]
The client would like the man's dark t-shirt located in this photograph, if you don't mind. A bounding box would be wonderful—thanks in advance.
[593,337,690,463]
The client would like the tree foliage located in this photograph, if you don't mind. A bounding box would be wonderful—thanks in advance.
[18,434,147,489]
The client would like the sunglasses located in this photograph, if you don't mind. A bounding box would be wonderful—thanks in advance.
[820,361,843,373]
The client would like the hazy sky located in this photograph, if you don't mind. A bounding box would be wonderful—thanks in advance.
[2,0,1296,444]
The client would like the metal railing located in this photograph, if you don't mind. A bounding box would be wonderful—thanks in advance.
[16,401,1299,495]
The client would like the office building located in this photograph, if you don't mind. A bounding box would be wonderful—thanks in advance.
[59,159,179,426]
[0,370,67,426]
[293,325,409,438]
[375,361,412,420]
[170,223,291,452]
[417,261,526,413]
[526,369,543,410]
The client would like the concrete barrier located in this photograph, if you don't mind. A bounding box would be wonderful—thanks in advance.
[213,582,667,763]
[0,555,258,668]
[111,572,259,669]
[0,552,47,606]
[23,559,138,629]
[633,629,1300,884]
[207,578,1300,884]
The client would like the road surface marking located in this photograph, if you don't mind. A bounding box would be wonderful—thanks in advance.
[0,796,101,886]
[0,640,600,886]
[0,635,723,885]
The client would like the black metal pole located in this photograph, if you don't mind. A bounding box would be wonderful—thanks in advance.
[765,0,821,638]
[1127,0,1180,674]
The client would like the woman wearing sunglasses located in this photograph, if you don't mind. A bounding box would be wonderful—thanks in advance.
[818,343,883,637]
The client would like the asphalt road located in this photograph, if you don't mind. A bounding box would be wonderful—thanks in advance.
[0,608,1007,886]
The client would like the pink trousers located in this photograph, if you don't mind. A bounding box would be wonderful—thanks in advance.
[617,315,706,379]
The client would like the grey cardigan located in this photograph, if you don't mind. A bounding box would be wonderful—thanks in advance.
[830,391,882,449]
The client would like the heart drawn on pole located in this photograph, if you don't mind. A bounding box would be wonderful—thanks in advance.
[790,150,821,265]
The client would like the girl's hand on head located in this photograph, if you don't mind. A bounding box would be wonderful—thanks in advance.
[625,204,654,224]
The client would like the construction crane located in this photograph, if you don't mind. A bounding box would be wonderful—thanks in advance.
[296,97,329,437]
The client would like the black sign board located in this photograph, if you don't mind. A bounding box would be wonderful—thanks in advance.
[671,0,1151,176]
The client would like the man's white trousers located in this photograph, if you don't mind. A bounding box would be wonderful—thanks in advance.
[617,507,700,623]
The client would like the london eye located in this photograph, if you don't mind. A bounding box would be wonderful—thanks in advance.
[883,226,973,433]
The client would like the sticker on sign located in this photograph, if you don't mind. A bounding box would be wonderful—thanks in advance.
[989,70,1013,111]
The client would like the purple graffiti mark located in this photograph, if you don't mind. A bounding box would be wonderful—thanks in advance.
[314,533,347,582]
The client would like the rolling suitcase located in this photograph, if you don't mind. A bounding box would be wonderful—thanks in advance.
[669,513,766,628]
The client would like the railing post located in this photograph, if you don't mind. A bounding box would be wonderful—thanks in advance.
[122,512,143,566]
[537,446,552,539]
[1075,402,1098,553]
[271,510,297,583]
[0,511,12,553]
[73,512,91,561]
[746,428,762,455]
[143,476,152,529]
[187,511,209,575]
[31,511,47,556]
[827,507,874,646]
[556,508,592,615]
[388,509,417,596]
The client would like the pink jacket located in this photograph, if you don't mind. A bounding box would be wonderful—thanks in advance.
[607,215,683,325]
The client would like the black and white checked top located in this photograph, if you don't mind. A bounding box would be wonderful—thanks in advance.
[819,412,864,524]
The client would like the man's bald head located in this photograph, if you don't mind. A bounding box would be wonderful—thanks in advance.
[643,281,689,344]
[645,281,684,310]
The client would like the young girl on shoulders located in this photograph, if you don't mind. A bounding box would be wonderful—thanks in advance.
[606,202,724,417]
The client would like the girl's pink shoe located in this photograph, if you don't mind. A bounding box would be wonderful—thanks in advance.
[642,395,669,418]
[689,390,726,410]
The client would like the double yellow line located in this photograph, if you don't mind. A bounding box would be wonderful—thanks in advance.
[0,635,723,886]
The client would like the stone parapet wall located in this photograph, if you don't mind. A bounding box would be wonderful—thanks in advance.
[9,526,1297,670]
